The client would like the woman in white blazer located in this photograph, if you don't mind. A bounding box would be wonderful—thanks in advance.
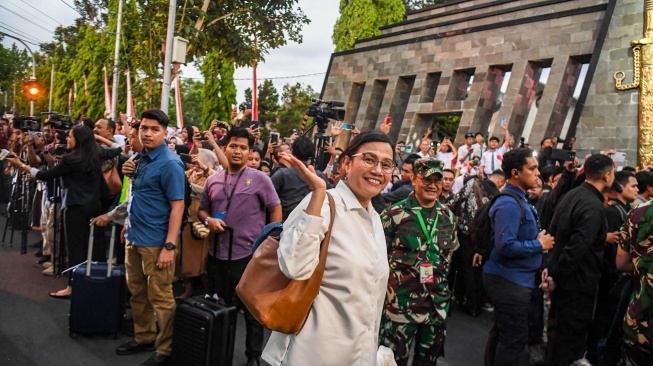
[262,131,395,366]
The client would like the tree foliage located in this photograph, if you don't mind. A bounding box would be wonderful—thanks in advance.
[201,52,236,129]
[273,82,318,138]
[168,77,204,129]
[256,79,279,126]
[332,0,405,52]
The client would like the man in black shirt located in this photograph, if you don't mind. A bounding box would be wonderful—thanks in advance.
[586,170,638,364]
[545,154,615,366]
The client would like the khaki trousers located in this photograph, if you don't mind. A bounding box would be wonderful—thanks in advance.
[125,242,176,356]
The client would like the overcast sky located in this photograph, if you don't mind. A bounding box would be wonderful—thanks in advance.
[1,0,340,105]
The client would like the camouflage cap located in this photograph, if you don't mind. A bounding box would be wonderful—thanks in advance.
[414,158,444,178]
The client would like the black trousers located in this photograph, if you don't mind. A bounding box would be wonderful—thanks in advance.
[457,232,483,312]
[63,202,104,285]
[206,254,263,360]
[528,272,544,345]
[483,272,531,366]
[546,289,596,366]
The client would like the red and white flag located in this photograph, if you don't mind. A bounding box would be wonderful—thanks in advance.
[252,38,258,122]
[124,69,135,117]
[174,77,183,128]
[103,65,112,115]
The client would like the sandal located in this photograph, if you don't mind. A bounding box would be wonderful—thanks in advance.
[49,288,71,299]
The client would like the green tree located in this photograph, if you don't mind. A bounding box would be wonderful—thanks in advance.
[274,83,317,138]
[201,52,236,128]
[257,79,279,126]
[167,77,204,129]
[332,0,405,52]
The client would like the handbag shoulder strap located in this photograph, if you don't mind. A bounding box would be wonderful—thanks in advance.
[317,192,337,262]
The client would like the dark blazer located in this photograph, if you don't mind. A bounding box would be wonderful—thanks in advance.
[548,182,607,295]
[36,148,122,206]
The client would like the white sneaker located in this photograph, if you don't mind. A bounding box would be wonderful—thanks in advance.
[42,261,53,268]
[42,267,53,276]
[481,302,495,312]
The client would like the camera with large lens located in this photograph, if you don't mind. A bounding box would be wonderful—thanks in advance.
[12,116,42,132]
[305,98,346,132]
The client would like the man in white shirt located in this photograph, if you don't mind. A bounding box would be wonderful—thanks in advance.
[458,133,478,164]
[480,122,513,177]
[480,137,503,177]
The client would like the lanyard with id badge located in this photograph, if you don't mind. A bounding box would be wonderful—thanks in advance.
[415,207,439,284]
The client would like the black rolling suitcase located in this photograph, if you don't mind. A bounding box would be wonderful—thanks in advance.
[172,296,238,366]
[173,227,237,366]
[69,224,126,337]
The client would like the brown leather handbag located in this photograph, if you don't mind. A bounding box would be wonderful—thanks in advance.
[236,192,336,335]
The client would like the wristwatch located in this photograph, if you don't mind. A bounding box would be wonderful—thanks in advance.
[204,217,211,227]
[164,242,176,251]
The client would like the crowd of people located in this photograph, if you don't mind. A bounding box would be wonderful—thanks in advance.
[0,110,651,366]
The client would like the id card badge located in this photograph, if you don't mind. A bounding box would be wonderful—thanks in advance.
[420,262,434,284]
[214,212,226,220]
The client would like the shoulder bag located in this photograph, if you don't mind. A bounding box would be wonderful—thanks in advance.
[236,192,336,335]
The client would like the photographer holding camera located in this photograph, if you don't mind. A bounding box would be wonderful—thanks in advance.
[6,125,122,298]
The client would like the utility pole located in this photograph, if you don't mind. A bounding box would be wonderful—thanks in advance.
[160,0,176,115]
[110,0,124,121]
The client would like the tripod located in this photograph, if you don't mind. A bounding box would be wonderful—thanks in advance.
[1,150,33,255]
[302,122,330,172]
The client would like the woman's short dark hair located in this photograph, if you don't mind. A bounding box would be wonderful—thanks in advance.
[501,147,534,178]
[341,131,395,160]
[70,124,101,171]
[141,109,169,128]
[225,127,254,149]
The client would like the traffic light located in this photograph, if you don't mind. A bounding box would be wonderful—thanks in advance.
[23,79,42,101]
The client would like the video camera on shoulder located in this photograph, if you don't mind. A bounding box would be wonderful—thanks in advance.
[12,116,41,132]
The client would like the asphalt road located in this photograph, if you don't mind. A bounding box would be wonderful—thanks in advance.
[0,215,524,366]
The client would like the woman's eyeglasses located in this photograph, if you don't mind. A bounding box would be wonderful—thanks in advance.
[351,152,396,174]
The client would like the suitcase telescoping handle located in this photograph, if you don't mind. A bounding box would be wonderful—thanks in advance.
[85,223,118,278]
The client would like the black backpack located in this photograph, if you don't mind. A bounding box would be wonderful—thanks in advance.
[471,191,526,260]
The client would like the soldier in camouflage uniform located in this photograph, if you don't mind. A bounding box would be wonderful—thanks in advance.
[616,201,653,365]
[379,158,458,366]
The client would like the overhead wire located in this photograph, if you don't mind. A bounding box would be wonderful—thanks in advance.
[0,30,40,46]
[18,0,66,25]
[5,0,59,29]
[59,0,82,16]
[0,21,45,44]
[0,5,53,34]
